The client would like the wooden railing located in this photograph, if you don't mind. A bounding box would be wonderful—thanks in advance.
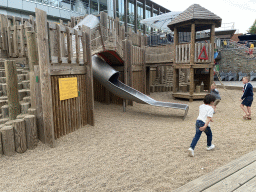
[175,43,212,63]
[176,43,190,63]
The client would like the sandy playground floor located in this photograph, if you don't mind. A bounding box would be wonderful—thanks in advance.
[1,88,256,191]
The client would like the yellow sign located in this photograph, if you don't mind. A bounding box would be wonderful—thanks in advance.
[59,77,78,101]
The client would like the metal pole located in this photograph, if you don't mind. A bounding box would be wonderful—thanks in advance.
[123,99,126,112]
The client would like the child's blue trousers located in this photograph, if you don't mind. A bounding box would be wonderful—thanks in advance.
[190,120,212,149]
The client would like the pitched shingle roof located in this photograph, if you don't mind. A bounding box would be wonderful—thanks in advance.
[168,4,222,31]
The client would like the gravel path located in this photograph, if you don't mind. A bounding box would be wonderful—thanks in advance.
[0,88,255,191]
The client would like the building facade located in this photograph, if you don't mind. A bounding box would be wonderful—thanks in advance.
[0,0,170,33]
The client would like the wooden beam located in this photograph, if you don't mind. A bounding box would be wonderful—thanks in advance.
[35,8,55,147]
[127,40,133,105]
[34,65,45,143]
[0,15,8,51]
[83,26,94,126]
[209,24,215,91]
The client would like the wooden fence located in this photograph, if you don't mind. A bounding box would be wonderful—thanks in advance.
[0,14,36,58]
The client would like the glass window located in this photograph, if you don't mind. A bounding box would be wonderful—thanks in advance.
[117,0,124,21]
[128,0,134,24]
[99,0,107,12]
[137,2,143,30]
[91,0,99,14]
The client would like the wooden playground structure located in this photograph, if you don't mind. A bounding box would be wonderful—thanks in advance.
[168,4,221,102]
[0,4,219,149]
[0,9,166,149]
[2,3,256,192]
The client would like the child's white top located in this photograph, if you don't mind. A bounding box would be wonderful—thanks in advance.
[197,104,214,126]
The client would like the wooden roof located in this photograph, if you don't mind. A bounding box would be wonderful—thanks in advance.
[168,4,222,32]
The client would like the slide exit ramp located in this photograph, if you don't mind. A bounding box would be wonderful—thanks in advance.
[92,55,189,120]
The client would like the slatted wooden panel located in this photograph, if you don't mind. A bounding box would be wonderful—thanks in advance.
[194,42,212,63]
[48,22,84,64]
[132,46,146,94]
[51,75,87,139]
[175,44,190,63]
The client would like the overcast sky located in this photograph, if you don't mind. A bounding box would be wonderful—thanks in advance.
[151,0,256,34]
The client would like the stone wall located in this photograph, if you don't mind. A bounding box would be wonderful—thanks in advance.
[219,49,256,73]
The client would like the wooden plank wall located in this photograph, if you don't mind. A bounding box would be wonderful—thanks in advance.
[51,75,87,139]
[146,44,174,64]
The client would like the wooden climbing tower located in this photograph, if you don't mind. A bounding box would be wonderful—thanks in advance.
[167,4,222,101]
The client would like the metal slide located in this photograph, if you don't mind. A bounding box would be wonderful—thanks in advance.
[92,55,189,119]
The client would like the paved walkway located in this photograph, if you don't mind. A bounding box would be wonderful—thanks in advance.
[215,81,256,87]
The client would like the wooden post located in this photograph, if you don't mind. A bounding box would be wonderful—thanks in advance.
[0,132,2,156]
[173,27,179,93]
[26,31,38,70]
[127,40,133,106]
[146,66,150,95]
[190,23,196,101]
[35,8,55,147]
[29,15,35,30]
[24,114,38,150]
[142,48,146,94]
[5,60,20,120]
[13,24,18,57]
[20,24,25,57]
[122,40,128,107]
[26,31,38,109]
[34,61,45,143]
[83,26,94,126]
[0,15,8,51]
[13,119,27,153]
[7,21,12,56]
[209,24,215,91]
[1,126,15,156]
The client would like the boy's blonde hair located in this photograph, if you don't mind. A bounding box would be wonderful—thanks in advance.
[243,76,249,81]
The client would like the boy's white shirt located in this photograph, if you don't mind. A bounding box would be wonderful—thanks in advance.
[197,104,214,126]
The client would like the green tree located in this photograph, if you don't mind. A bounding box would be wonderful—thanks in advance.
[248,19,256,34]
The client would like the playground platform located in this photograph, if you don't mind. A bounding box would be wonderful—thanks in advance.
[173,149,256,191]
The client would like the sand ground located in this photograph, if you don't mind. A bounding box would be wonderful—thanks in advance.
[0,88,256,192]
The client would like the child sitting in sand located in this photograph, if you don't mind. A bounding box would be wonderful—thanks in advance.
[210,82,221,113]
[188,94,216,157]
[240,76,254,120]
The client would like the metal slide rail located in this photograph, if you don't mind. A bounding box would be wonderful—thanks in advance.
[92,55,189,120]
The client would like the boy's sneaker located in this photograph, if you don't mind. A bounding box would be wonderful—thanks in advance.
[206,144,215,151]
[188,147,194,157]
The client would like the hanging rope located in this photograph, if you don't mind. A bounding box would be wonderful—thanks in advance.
[214,66,237,103]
